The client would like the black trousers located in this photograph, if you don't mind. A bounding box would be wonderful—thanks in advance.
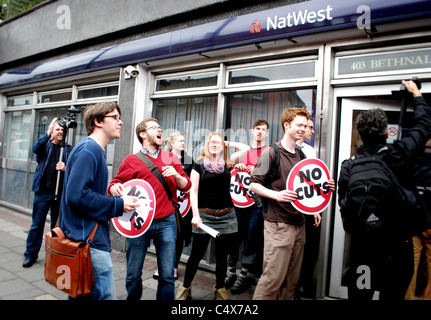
[347,234,414,300]
[183,232,237,289]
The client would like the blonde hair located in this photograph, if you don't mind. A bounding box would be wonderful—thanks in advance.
[198,132,233,168]
[164,130,185,151]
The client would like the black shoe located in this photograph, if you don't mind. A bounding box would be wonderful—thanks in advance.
[224,273,237,289]
[23,257,36,268]
[153,270,159,280]
[230,276,248,294]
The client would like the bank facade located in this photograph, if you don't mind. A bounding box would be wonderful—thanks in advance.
[1,0,430,299]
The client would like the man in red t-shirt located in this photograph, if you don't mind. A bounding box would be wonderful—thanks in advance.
[225,119,269,294]
[108,118,191,300]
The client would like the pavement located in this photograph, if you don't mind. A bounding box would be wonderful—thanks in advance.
[0,205,255,300]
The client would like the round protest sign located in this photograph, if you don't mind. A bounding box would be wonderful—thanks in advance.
[286,158,332,215]
[112,179,156,238]
[230,169,255,208]
[176,189,190,217]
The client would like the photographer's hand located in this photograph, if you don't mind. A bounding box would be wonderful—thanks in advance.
[402,80,422,97]
[56,161,66,172]
[47,117,58,136]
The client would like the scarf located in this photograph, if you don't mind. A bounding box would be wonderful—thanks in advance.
[203,156,225,174]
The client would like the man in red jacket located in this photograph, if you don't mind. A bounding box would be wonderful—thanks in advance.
[109,118,191,300]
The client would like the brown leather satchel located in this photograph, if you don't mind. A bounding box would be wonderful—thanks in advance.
[44,223,98,298]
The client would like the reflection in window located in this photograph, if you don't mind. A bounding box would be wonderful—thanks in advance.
[77,85,119,99]
[1,110,33,207]
[156,72,218,91]
[226,89,317,146]
[33,108,73,160]
[228,61,315,85]
[7,95,33,107]
[154,96,218,160]
[4,110,32,160]
[38,91,72,104]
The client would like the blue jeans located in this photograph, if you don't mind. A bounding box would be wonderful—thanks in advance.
[70,248,116,300]
[126,213,177,300]
[24,192,59,260]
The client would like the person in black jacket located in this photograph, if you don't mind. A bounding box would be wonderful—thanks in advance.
[338,80,431,300]
[405,138,431,300]
[23,118,71,268]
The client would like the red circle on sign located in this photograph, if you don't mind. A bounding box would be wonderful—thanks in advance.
[387,126,398,138]
[177,190,191,217]
[112,179,156,238]
[230,169,255,208]
[286,158,332,215]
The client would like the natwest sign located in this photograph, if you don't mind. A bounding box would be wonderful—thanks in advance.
[2,0,431,90]
[265,5,333,32]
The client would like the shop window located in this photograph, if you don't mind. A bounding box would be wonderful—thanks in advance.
[2,81,119,211]
[4,110,32,160]
[37,90,72,104]
[0,110,32,207]
[153,95,218,160]
[7,95,33,107]
[226,89,317,145]
[32,107,85,160]
[155,71,218,92]
[77,84,119,100]
[227,60,315,86]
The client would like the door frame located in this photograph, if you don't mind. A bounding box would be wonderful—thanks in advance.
[327,82,431,299]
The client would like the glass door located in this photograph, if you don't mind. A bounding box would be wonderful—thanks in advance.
[329,96,415,299]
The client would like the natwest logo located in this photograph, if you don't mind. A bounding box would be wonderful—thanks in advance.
[249,19,262,33]
[249,5,334,35]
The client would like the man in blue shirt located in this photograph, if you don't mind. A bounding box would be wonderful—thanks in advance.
[59,102,138,299]
[23,118,71,268]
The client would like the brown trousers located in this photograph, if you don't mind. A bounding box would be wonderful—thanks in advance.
[405,228,431,300]
[253,221,305,300]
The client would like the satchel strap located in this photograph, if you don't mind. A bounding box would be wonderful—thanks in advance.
[87,223,98,242]
[51,226,66,240]
[51,223,98,242]
[134,151,173,201]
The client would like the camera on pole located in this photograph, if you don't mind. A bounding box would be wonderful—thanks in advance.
[393,77,422,140]
[55,107,81,200]
[57,107,81,129]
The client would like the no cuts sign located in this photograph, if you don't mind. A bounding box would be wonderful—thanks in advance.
[112,179,156,238]
[230,169,256,208]
[286,158,332,215]
[176,190,191,217]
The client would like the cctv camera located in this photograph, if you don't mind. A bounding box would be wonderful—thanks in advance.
[124,65,139,79]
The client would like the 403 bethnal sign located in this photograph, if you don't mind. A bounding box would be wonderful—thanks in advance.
[337,48,431,76]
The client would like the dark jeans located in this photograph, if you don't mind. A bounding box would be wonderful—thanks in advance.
[126,214,177,300]
[347,234,414,300]
[228,204,264,276]
[24,192,59,260]
[184,232,237,288]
